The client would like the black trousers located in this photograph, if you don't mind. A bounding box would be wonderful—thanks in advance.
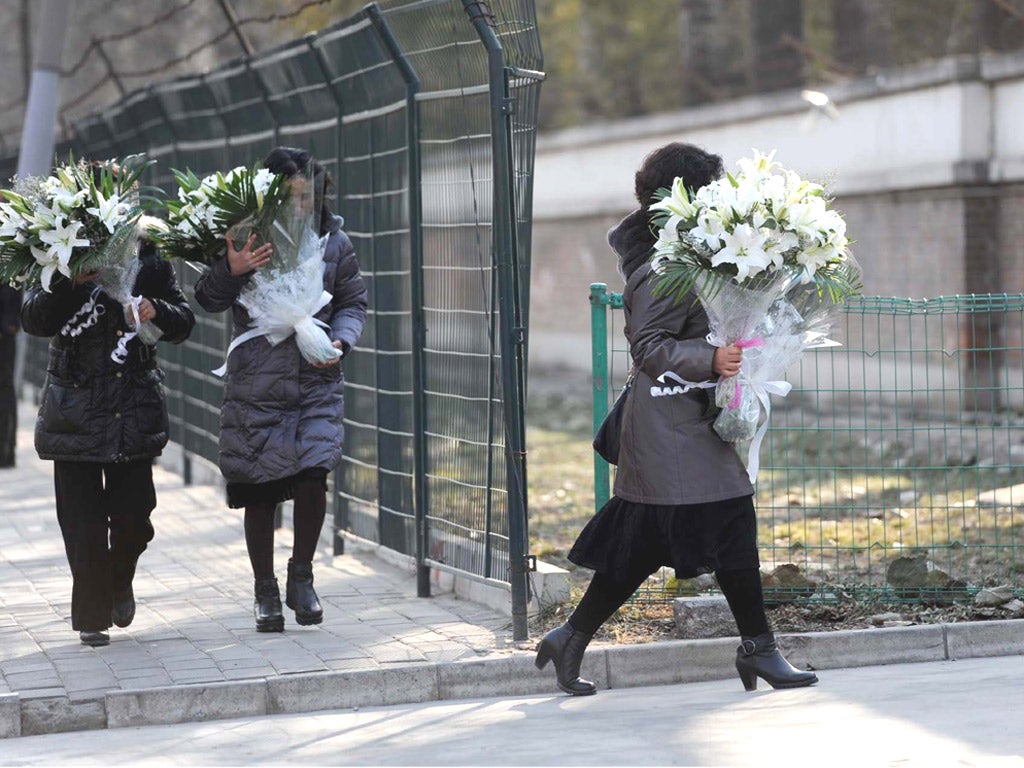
[0,333,16,467]
[54,460,156,631]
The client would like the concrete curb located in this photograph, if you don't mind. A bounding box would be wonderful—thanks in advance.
[6,619,1022,739]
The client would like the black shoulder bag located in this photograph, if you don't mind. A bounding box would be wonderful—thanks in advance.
[592,366,636,465]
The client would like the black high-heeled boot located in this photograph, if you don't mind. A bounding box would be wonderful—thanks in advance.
[254,576,284,632]
[735,632,818,691]
[534,623,597,696]
[286,559,323,626]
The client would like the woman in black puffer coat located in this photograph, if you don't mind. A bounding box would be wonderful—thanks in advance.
[194,147,367,633]
[22,220,195,647]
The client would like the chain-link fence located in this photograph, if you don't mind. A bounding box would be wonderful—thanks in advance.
[591,285,1024,603]
[6,0,543,640]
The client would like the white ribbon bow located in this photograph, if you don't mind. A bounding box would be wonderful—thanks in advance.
[212,289,334,377]
[110,296,143,365]
[743,378,792,484]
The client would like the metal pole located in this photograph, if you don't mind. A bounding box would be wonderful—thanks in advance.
[461,0,530,641]
[366,3,432,599]
[94,38,126,97]
[149,84,193,485]
[216,0,256,57]
[19,0,32,100]
[16,0,69,179]
[307,32,350,556]
[590,283,611,511]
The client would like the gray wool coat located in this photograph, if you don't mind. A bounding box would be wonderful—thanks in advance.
[193,216,367,485]
[610,212,753,505]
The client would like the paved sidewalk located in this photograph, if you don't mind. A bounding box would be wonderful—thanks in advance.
[0,402,510,711]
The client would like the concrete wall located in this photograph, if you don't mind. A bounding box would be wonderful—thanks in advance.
[529,54,1024,372]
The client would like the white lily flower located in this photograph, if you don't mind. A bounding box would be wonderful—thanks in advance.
[0,203,24,239]
[38,218,89,287]
[711,223,771,282]
[796,242,838,278]
[253,168,275,196]
[650,176,698,235]
[787,196,829,242]
[692,208,726,250]
[764,231,799,269]
[737,149,779,179]
[87,192,130,234]
[29,205,60,233]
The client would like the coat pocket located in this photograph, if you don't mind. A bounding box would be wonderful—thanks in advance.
[131,368,169,437]
[39,383,91,434]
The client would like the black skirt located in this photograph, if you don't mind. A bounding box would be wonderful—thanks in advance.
[568,494,759,581]
[226,467,329,509]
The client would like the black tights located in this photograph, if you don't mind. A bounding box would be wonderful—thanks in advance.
[568,567,770,638]
[244,479,327,579]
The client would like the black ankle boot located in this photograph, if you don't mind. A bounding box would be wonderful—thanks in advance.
[735,632,818,691]
[286,559,323,626]
[254,576,284,632]
[79,630,110,647]
[534,623,597,696]
[111,586,136,628]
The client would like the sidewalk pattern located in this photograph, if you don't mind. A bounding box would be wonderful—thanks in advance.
[0,402,511,706]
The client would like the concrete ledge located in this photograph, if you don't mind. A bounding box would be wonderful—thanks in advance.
[0,694,20,739]
[605,639,737,688]
[267,665,438,714]
[4,619,1024,739]
[777,625,948,670]
[947,619,1024,660]
[437,649,610,701]
[21,695,106,736]
[105,680,268,729]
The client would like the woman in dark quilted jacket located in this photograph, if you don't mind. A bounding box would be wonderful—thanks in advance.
[21,217,195,647]
[194,147,367,633]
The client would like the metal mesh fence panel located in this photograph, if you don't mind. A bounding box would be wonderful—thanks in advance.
[4,0,543,635]
[591,286,1024,602]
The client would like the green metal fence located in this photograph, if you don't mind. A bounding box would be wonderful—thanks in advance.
[591,283,1024,601]
[7,0,544,640]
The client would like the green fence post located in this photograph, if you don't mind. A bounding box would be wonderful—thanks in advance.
[366,3,431,598]
[463,0,531,642]
[590,283,611,512]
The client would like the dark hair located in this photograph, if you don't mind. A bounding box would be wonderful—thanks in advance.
[634,142,723,212]
[263,146,335,235]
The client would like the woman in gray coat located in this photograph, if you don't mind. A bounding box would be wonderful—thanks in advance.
[536,143,816,694]
[194,147,367,632]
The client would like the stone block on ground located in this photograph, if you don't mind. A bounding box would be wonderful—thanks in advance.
[673,596,735,639]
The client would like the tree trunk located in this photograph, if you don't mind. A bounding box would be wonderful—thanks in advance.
[750,0,804,92]
[832,0,892,74]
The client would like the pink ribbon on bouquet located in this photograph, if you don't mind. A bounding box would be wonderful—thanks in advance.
[727,337,765,408]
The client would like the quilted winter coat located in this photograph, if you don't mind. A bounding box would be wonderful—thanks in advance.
[193,215,367,484]
[22,249,195,463]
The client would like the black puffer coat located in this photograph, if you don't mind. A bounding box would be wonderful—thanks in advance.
[21,250,195,463]
[193,215,367,485]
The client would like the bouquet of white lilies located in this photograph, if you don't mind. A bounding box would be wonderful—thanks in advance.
[0,154,153,291]
[158,164,339,372]
[156,165,287,266]
[649,149,862,482]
